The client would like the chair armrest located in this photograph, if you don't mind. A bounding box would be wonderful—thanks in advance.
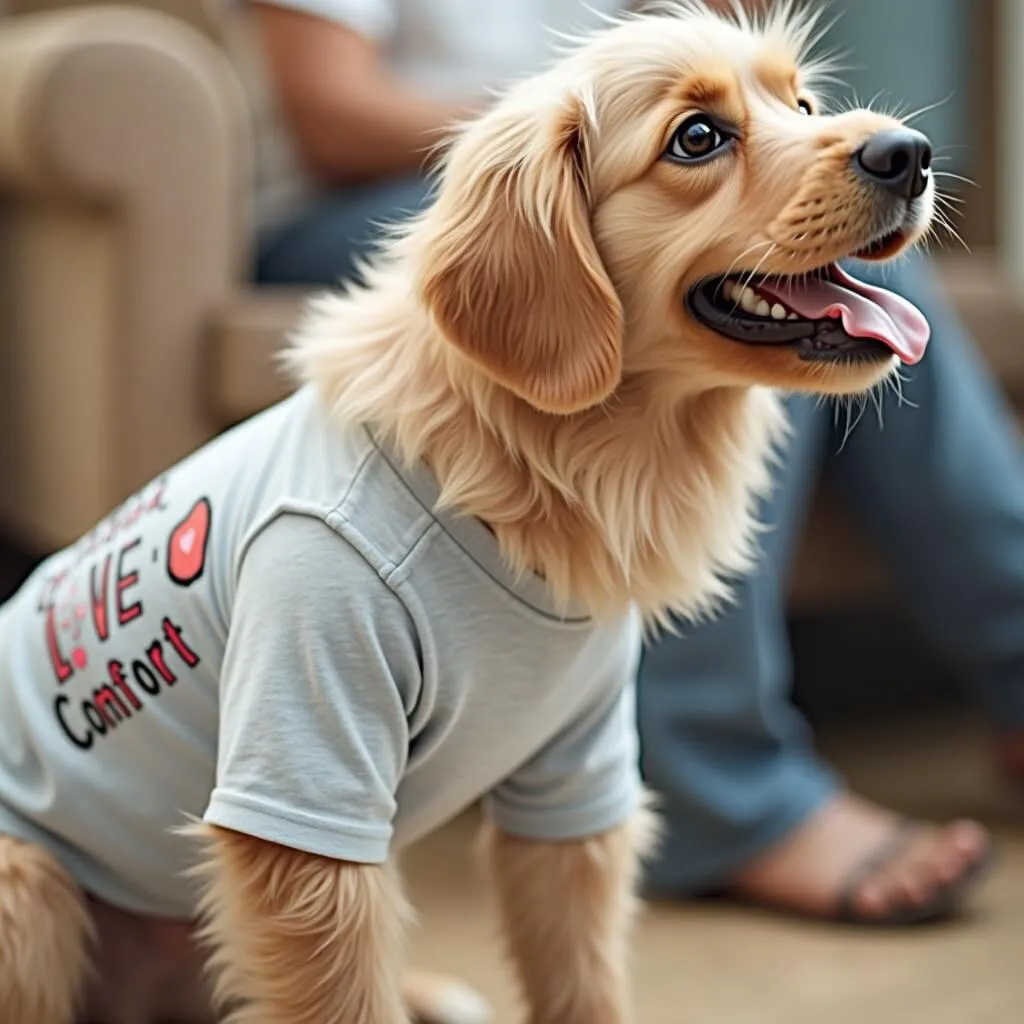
[0,5,248,205]
[0,6,252,549]
[210,288,308,425]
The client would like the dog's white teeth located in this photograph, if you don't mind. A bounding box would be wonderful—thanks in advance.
[787,312,799,320]
[729,282,793,320]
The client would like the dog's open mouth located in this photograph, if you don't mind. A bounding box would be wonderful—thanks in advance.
[687,255,931,366]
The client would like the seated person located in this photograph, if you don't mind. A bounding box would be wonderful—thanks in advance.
[243,0,626,286]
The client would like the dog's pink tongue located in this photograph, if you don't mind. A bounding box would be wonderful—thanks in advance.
[759,265,930,365]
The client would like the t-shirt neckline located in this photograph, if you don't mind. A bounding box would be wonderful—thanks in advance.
[365,426,592,624]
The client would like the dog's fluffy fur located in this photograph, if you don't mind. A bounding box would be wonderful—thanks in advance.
[0,3,933,1022]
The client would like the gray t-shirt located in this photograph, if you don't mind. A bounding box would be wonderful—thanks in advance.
[0,386,641,919]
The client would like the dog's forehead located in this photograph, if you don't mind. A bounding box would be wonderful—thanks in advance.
[578,12,804,111]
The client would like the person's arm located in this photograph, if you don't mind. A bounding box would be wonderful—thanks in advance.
[252,3,480,183]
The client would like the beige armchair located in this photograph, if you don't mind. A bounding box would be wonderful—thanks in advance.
[1,2,1023,611]
[0,2,302,551]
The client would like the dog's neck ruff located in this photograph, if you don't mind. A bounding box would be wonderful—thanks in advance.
[287,275,788,631]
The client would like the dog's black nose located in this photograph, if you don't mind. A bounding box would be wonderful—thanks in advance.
[854,128,933,200]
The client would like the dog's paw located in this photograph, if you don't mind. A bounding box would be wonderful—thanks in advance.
[404,968,491,1024]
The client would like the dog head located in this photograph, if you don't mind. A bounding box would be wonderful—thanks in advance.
[418,1,935,415]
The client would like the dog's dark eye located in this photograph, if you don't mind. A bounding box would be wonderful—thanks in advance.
[667,115,728,162]
[798,98,814,115]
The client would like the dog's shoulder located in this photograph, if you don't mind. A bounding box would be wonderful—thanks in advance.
[324,429,443,586]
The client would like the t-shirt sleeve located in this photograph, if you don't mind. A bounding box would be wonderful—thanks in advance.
[204,513,419,864]
[482,677,641,843]
[256,0,396,42]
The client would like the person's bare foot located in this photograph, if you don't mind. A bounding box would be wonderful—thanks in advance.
[726,792,991,922]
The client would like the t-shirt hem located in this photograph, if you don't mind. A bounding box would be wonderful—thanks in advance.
[205,790,392,864]
[483,781,641,843]
[0,803,195,919]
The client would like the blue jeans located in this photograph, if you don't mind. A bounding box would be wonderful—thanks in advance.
[256,183,1024,893]
[640,256,1024,893]
[255,176,434,286]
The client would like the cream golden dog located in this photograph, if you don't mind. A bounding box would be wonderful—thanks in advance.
[0,3,937,1023]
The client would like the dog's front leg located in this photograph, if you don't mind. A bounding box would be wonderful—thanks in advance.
[480,808,656,1024]
[193,824,411,1024]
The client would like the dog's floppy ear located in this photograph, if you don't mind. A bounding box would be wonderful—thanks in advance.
[419,92,624,415]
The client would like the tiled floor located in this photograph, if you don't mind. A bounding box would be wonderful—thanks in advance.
[404,715,1024,1024]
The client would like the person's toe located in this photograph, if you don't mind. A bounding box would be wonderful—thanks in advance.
[948,819,990,858]
[851,820,989,920]
[852,879,890,918]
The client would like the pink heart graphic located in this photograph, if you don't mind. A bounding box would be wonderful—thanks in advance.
[167,497,211,587]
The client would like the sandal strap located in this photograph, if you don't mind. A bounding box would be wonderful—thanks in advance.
[835,818,923,922]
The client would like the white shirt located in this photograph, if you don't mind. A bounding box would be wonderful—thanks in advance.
[231,0,626,230]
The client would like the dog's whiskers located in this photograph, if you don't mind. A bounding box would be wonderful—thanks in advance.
[737,243,778,296]
[929,204,971,253]
[932,170,979,189]
[715,240,776,312]
[900,93,954,127]
[834,392,869,453]
[885,368,916,411]
[869,382,886,430]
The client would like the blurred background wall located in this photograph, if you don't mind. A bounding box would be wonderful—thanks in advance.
[825,0,970,171]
